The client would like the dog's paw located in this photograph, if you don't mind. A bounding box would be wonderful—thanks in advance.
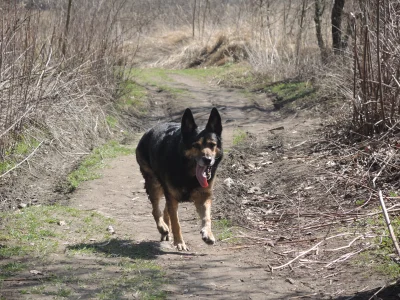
[157,222,169,236]
[200,228,215,245]
[175,242,189,251]
[160,232,170,241]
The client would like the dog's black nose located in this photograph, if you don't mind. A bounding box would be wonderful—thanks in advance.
[202,157,212,166]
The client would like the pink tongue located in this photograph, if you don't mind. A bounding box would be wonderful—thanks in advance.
[196,164,209,188]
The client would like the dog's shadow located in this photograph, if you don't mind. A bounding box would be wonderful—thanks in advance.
[66,239,200,260]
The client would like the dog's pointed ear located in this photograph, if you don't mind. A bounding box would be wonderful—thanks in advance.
[181,108,197,136]
[206,107,222,135]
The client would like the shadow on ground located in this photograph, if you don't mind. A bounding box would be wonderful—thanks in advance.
[66,239,202,260]
[334,281,400,300]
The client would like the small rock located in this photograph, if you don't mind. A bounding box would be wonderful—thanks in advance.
[247,186,261,194]
[326,161,336,167]
[18,203,27,209]
[286,278,296,284]
[223,178,234,189]
[30,270,44,275]
[107,225,115,234]
[58,220,67,226]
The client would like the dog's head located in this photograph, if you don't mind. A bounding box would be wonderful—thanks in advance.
[181,108,223,188]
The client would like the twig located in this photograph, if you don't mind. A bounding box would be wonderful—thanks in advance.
[0,141,44,178]
[378,190,400,257]
[271,240,324,271]
[0,106,33,138]
[372,152,395,188]
[289,293,318,299]
[324,245,372,268]
[324,235,364,252]
[271,233,359,271]
[367,285,385,300]
[301,207,400,231]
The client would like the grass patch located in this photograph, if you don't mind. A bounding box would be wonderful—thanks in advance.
[118,80,148,109]
[0,136,40,175]
[106,115,118,129]
[0,262,28,280]
[96,257,166,300]
[213,218,235,241]
[232,129,247,146]
[354,214,400,279]
[0,205,167,299]
[130,64,253,93]
[0,205,114,260]
[130,68,173,86]
[267,81,316,110]
[67,140,135,190]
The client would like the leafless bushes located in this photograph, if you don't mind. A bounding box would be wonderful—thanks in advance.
[139,1,329,80]
[0,1,149,175]
[349,0,400,136]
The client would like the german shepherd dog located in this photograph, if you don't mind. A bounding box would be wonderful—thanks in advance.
[136,108,223,251]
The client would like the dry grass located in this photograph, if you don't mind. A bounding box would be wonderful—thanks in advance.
[0,1,148,175]
[132,1,331,83]
[0,1,153,209]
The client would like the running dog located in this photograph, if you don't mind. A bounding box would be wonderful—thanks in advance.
[136,108,223,251]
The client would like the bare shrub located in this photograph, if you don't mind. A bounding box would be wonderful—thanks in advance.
[325,0,400,137]
[0,1,151,180]
[136,1,330,82]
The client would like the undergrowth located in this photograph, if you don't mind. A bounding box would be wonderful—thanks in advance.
[355,214,400,279]
[0,205,166,299]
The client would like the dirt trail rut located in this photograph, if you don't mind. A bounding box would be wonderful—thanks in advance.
[70,74,322,299]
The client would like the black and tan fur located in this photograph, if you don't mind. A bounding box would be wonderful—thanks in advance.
[136,108,223,251]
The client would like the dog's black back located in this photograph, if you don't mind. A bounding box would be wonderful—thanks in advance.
[136,108,223,202]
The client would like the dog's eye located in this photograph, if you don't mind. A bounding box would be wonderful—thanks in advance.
[192,143,201,149]
[207,142,216,148]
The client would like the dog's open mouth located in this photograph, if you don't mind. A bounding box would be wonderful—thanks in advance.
[196,164,212,188]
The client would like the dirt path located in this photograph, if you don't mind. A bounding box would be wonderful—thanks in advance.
[66,74,330,299]
[63,73,397,300]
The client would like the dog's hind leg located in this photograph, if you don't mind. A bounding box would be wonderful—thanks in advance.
[136,151,170,241]
[139,167,170,241]
[163,205,171,236]
[166,195,188,251]
[146,178,170,241]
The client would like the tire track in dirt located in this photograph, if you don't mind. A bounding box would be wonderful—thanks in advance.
[70,75,319,299]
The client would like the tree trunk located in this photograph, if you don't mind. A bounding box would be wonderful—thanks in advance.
[192,0,197,37]
[314,0,327,62]
[331,0,345,54]
[62,0,73,56]
[295,0,307,67]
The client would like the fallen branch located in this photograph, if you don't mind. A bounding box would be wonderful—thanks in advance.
[324,235,364,252]
[271,233,361,271]
[378,190,400,257]
[324,245,372,268]
[368,285,386,300]
[271,240,324,271]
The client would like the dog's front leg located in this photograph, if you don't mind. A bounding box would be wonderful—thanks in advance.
[166,196,189,251]
[194,193,215,245]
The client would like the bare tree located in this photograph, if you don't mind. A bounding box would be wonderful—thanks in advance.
[332,0,345,54]
[295,0,308,66]
[314,0,327,62]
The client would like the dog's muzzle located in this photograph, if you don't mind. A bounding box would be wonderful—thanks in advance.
[196,157,214,187]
